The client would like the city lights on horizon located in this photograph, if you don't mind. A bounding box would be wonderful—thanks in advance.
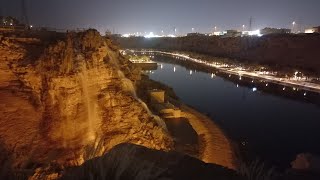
[121,28,262,38]
[119,21,273,38]
[119,19,317,38]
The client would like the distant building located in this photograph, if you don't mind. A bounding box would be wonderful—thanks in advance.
[305,26,320,34]
[223,30,241,37]
[210,30,241,37]
[1,16,22,26]
[110,34,122,38]
[0,16,28,31]
[212,31,224,36]
[260,27,291,35]
[242,30,262,36]
[187,33,206,37]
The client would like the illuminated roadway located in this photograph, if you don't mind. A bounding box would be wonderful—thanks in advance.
[131,50,320,94]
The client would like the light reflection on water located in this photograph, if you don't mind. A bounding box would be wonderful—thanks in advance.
[149,59,320,167]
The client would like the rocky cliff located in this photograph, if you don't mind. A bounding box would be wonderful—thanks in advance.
[0,29,173,178]
[115,34,320,75]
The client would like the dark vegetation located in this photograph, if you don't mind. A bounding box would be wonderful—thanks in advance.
[114,34,320,76]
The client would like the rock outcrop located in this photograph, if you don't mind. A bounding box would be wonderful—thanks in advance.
[60,143,245,180]
[0,29,173,178]
[291,153,320,173]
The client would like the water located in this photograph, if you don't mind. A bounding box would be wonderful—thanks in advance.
[111,51,162,127]
[79,64,102,143]
[148,56,320,167]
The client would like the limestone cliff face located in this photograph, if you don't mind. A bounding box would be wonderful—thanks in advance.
[0,30,172,178]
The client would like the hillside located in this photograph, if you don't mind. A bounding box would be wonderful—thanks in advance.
[115,34,320,75]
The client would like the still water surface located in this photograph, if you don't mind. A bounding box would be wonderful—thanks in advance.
[148,56,320,167]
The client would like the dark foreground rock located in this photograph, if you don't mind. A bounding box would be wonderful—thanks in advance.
[283,153,320,180]
[61,143,245,180]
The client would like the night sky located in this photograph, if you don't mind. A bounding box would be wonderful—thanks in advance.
[1,0,320,34]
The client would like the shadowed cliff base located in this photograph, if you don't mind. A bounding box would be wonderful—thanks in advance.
[59,143,320,180]
[61,143,245,180]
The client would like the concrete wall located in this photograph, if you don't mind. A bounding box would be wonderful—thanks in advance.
[149,90,165,103]
[160,108,181,119]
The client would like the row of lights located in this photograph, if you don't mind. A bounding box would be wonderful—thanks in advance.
[159,62,309,97]
[1,22,33,28]
[236,75,307,96]
[137,50,316,97]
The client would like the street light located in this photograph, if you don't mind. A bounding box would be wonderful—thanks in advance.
[292,21,296,33]
[192,28,194,33]
[242,25,245,31]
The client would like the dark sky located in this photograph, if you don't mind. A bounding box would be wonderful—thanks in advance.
[1,0,320,34]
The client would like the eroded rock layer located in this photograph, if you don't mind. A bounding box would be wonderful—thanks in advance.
[0,30,173,178]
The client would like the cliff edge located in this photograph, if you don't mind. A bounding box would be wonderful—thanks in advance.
[0,29,173,178]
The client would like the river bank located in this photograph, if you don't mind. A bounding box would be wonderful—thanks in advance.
[114,35,320,75]
[180,104,236,169]
[134,50,320,94]
[148,52,320,107]
[136,75,237,170]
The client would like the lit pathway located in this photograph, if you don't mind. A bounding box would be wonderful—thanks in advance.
[133,50,320,94]
[181,105,236,170]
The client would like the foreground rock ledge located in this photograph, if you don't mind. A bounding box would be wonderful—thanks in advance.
[60,143,245,180]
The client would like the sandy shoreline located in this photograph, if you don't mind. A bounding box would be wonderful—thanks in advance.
[138,71,237,170]
[180,104,237,170]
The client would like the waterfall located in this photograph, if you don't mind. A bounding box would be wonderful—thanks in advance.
[109,51,167,130]
[117,70,167,130]
[119,71,149,112]
[118,70,149,111]
[79,63,102,143]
